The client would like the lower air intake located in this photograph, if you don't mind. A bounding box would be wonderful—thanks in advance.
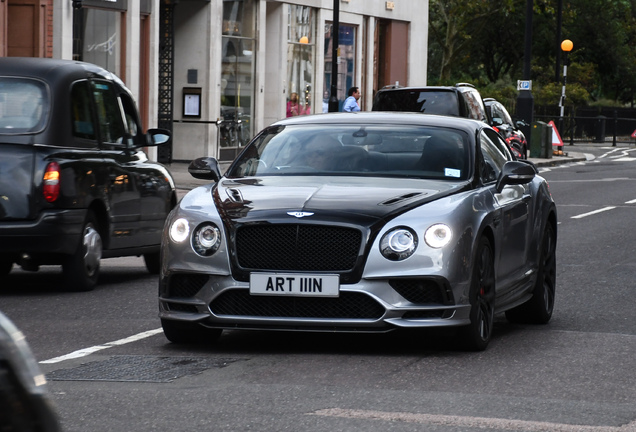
[210,289,384,319]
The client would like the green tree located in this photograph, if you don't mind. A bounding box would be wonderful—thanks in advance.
[563,0,636,103]
[428,0,636,107]
[466,0,526,82]
[429,0,512,81]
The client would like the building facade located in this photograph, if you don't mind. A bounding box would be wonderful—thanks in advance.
[0,0,163,158]
[0,0,429,163]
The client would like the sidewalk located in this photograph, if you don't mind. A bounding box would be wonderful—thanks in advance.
[165,151,587,191]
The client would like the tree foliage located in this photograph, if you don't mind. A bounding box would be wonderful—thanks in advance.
[428,0,514,81]
[428,0,636,107]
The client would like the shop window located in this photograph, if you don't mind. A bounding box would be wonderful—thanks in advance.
[221,0,256,151]
[73,8,122,76]
[286,5,316,117]
[324,23,356,112]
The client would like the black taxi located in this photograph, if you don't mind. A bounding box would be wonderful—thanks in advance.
[0,57,176,291]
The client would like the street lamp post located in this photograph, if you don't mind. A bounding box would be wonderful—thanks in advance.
[516,0,534,145]
[558,39,573,141]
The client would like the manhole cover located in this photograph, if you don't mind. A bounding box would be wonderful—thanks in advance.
[47,355,243,383]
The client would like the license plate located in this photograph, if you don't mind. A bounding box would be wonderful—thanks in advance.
[249,273,340,297]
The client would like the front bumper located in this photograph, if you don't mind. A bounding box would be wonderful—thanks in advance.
[159,271,472,332]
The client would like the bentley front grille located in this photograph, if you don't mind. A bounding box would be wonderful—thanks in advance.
[235,224,362,271]
[210,289,385,319]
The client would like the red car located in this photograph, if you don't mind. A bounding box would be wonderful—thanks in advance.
[484,98,528,159]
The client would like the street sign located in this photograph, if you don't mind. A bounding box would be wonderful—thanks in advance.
[517,80,532,91]
[631,129,636,138]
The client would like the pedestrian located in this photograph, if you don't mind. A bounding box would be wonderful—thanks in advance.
[343,86,361,112]
[322,91,330,113]
[286,92,301,117]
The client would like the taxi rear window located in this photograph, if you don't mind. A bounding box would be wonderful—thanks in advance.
[0,78,48,134]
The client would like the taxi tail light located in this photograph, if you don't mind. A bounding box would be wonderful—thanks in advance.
[43,162,61,202]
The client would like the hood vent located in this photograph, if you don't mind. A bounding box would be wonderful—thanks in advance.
[379,192,424,206]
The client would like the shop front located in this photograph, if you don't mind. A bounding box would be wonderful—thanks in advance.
[167,0,428,162]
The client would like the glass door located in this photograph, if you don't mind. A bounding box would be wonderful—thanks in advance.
[220,0,256,160]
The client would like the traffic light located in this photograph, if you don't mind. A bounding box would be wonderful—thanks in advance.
[72,0,83,9]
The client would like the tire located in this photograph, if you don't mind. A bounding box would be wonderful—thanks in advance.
[143,252,161,274]
[459,237,496,351]
[161,318,222,345]
[506,223,556,324]
[63,210,102,291]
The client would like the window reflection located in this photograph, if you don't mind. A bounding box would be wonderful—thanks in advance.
[75,9,122,76]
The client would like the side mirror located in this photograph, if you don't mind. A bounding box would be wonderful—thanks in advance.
[188,157,222,182]
[496,161,536,193]
[491,117,504,127]
[145,128,171,146]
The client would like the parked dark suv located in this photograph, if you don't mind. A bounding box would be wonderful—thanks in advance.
[0,57,177,291]
[372,83,490,124]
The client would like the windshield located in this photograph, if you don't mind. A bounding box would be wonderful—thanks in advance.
[228,124,471,181]
[0,78,48,134]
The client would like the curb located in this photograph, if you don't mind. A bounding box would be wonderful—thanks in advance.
[530,152,587,167]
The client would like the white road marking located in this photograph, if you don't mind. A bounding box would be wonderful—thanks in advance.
[311,408,636,432]
[546,178,630,183]
[601,148,636,160]
[40,328,163,364]
[626,199,636,204]
[571,206,616,219]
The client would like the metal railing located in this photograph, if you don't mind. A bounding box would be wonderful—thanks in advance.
[535,111,636,146]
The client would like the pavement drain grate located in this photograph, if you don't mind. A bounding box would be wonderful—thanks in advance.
[46,355,243,383]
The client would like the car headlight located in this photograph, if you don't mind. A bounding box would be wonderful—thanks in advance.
[169,218,190,243]
[192,223,222,256]
[380,227,418,261]
[424,224,452,248]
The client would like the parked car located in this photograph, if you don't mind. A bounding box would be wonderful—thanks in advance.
[159,112,557,351]
[0,310,61,431]
[0,57,177,291]
[372,83,490,124]
[484,98,528,159]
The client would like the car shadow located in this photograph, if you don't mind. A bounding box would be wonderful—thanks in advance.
[160,316,525,356]
[1,265,153,295]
